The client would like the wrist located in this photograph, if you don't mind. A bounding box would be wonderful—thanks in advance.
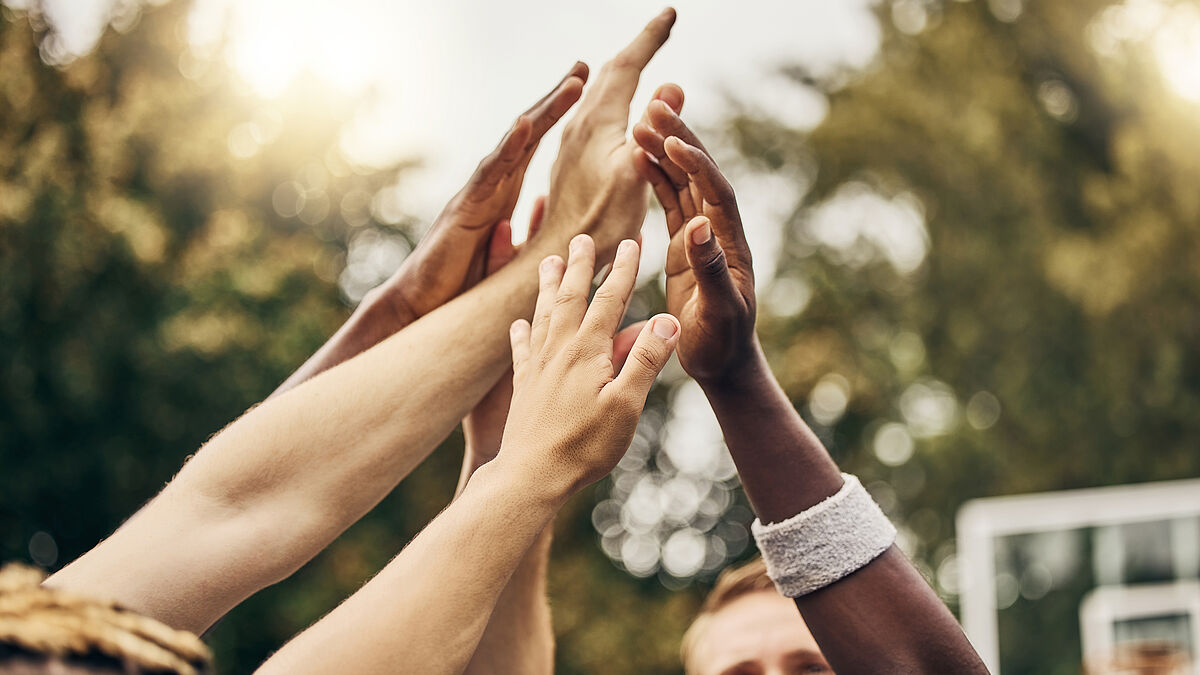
[695,335,771,396]
[351,290,414,347]
[474,452,572,513]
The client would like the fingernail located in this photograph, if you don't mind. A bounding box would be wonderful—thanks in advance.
[570,233,589,253]
[540,256,558,274]
[618,239,637,257]
[652,317,678,338]
[691,221,712,245]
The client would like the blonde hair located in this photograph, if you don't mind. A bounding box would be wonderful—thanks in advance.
[681,557,777,673]
[0,563,211,674]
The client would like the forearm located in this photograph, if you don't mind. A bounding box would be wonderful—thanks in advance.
[457,429,555,675]
[462,526,554,675]
[699,340,844,523]
[702,344,986,674]
[257,460,560,675]
[49,236,570,633]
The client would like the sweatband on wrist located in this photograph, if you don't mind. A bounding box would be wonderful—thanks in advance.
[751,473,896,597]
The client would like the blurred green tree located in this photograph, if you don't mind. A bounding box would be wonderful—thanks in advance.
[728,0,1200,672]
[7,0,1200,673]
[0,3,701,672]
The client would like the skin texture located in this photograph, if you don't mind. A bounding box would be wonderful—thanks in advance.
[690,592,830,675]
[539,8,682,261]
[635,97,989,674]
[47,10,677,636]
[455,208,645,675]
[256,236,680,675]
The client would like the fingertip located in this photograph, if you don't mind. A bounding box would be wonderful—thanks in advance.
[686,216,712,246]
[650,313,680,340]
[649,98,677,119]
[663,136,697,166]
[560,75,585,102]
[660,7,677,27]
[654,83,684,113]
[569,233,595,255]
[540,254,565,275]
[570,60,590,82]
[511,318,531,335]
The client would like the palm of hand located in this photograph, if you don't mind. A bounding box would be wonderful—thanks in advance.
[664,206,755,383]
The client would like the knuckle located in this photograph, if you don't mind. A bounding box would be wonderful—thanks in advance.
[632,347,660,373]
[563,341,591,365]
[607,53,635,71]
[590,287,620,307]
[530,314,552,332]
[697,247,728,277]
[553,289,580,308]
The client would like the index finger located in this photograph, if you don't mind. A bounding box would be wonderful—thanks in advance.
[580,8,677,123]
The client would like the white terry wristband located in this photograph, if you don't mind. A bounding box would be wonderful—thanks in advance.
[751,473,896,597]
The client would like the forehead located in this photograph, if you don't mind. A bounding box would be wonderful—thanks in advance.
[693,591,822,672]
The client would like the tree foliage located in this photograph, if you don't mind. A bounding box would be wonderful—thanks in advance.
[4,0,1200,673]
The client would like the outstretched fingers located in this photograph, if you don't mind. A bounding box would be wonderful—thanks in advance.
[663,136,742,242]
[546,234,597,347]
[581,239,641,342]
[529,255,566,354]
[470,62,589,193]
[580,8,676,126]
[647,99,711,157]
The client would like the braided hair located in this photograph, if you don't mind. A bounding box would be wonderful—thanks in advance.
[0,564,211,674]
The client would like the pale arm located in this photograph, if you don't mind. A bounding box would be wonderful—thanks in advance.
[259,235,680,675]
[48,10,677,635]
[47,242,555,635]
[258,459,561,675]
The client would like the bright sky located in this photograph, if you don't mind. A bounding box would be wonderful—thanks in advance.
[18,0,1200,287]
[21,0,882,285]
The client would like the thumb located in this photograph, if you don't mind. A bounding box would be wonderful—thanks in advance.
[609,314,679,400]
[683,216,738,304]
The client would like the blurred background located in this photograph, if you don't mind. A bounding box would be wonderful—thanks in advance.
[3,0,1200,672]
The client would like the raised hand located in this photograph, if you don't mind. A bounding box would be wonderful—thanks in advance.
[366,62,589,328]
[632,97,757,384]
[502,234,679,497]
[273,64,588,396]
[459,198,645,483]
[535,9,681,262]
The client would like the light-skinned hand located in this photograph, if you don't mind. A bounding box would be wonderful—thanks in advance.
[535,9,682,261]
[498,234,679,499]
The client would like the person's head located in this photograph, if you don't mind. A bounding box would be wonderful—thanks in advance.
[682,557,832,675]
[0,563,211,674]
